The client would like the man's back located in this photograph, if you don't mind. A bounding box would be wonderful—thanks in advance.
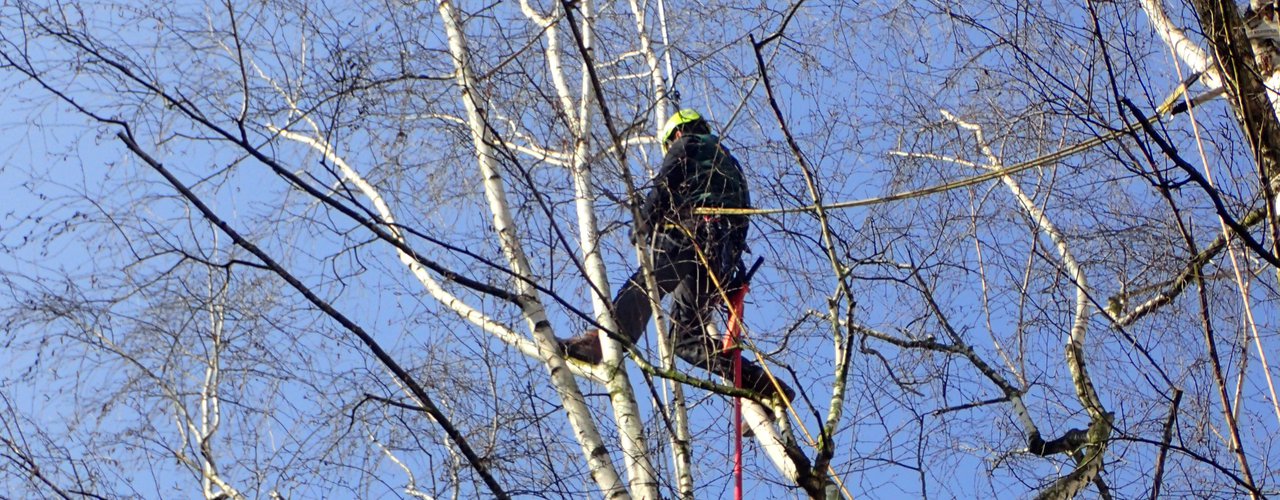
[644,133,750,227]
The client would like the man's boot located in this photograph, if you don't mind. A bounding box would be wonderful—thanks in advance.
[737,359,795,406]
[558,329,603,364]
[737,361,795,438]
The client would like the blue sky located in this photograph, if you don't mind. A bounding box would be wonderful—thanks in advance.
[3,0,1280,498]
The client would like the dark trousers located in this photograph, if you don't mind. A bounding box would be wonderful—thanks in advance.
[611,219,787,399]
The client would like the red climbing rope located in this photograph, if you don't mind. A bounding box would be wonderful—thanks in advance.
[722,257,763,500]
[725,293,746,500]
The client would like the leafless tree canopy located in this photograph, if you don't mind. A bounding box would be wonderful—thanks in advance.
[3,0,1280,498]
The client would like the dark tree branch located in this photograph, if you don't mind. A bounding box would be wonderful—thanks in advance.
[25,18,538,308]
[1117,436,1261,497]
[116,131,510,500]
[1150,389,1182,500]
[1188,0,1280,259]
[0,437,79,500]
[750,4,850,494]
[1120,98,1280,268]
[1188,219,1258,495]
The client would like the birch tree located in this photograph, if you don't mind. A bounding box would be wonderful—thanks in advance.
[4,0,1280,498]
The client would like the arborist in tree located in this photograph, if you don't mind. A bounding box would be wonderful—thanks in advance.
[559,109,795,405]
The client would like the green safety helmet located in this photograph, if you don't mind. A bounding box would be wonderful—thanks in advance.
[659,108,706,152]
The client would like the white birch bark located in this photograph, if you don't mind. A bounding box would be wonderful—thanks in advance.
[255,3,621,392]
[270,128,543,355]
[255,64,610,380]
[1140,0,1280,117]
[372,435,436,500]
[571,85,661,500]
[943,111,1110,497]
[198,267,245,500]
[943,111,1106,419]
[625,1,694,493]
[1141,0,1280,435]
[741,401,801,482]
[520,1,660,495]
[229,33,545,360]
[627,0,671,131]
[436,1,629,497]
[1245,1,1280,115]
[253,1,793,493]
[1138,0,1219,87]
[55,265,244,500]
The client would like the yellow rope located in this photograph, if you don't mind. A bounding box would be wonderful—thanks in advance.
[694,121,1145,216]
[695,80,1214,218]
[658,77,1209,500]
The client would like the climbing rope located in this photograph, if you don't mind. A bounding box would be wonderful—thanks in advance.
[696,75,1217,217]
[721,258,759,500]
[671,221,853,498]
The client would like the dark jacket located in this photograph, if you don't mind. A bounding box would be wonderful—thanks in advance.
[640,134,750,231]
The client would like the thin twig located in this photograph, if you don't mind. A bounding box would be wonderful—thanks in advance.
[117,131,510,500]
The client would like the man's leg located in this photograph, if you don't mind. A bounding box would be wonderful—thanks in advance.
[670,320,795,403]
[669,221,794,402]
[559,231,695,363]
